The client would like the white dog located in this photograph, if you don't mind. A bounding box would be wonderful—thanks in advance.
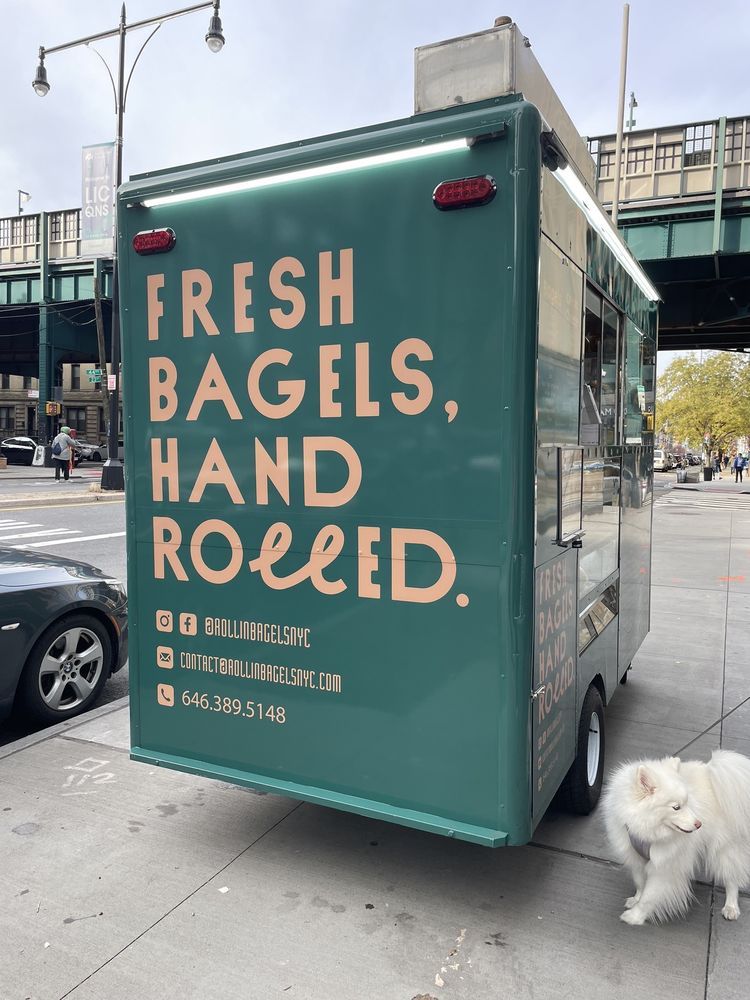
[602,750,750,925]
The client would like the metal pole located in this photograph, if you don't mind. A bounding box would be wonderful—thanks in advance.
[101,4,126,490]
[611,3,630,227]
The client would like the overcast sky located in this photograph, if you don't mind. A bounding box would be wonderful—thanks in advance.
[4,0,749,218]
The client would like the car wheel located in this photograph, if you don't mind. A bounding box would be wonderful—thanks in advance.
[560,683,605,815]
[92,451,101,462]
[18,614,112,723]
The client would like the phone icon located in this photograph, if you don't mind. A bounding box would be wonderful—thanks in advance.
[157,684,175,707]
[157,646,174,669]
[156,610,173,633]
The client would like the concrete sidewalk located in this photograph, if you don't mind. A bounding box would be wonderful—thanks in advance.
[2,493,749,1000]
[0,464,124,508]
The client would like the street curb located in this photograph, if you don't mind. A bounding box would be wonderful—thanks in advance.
[0,695,130,759]
[0,492,124,510]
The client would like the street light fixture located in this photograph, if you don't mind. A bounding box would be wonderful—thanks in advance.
[205,1,225,53]
[32,1,226,490]
[32,49,49,96]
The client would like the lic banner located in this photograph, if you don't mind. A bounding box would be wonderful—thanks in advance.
[81,142,116,256]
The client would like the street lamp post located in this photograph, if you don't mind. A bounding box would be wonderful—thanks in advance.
[32,2,225,490]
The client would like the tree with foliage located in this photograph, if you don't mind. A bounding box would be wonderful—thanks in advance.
[657,352,750,465]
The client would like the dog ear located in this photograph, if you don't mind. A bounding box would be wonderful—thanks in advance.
[637,765,657,795]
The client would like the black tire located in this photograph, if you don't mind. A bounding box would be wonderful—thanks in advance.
[92,451,101,462]
[18,613,112,724]
[561,683,605,815]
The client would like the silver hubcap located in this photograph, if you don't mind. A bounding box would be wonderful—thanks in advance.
[587,711,601,786]
[38,626,103,712]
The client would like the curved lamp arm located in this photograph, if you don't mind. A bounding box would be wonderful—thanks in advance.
[85,23,162,115]
[124,24,162,111]
[84,43,118,112]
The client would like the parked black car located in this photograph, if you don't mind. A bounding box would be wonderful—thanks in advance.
[0,548,128,724]
[1,436,37,465]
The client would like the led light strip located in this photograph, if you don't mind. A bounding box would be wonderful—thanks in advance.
[552,164,661,303]
[140,138,469,208]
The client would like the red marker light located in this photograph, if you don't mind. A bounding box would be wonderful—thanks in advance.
[132,228,176,255]
[433,175,497,211]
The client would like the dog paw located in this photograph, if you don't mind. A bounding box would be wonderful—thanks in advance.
[624,895,640,909]
[620,908,646,926]
[722,903,740,921]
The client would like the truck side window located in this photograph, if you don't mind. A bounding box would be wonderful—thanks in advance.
[581,286,603,445]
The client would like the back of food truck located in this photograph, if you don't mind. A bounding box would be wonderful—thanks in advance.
[118,99,541,846]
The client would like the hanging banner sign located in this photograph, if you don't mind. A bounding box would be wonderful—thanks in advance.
[81,142,116,257]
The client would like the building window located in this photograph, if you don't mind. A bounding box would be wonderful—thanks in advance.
[12,219,23,244]
[684,123,713,166]
[0,219,10,247]
[50,213,62,242]
[65,407,87,432]
[22,376,33,389]
[725,120,744,163]
[23,216,38,244]
[655,142,682,171]
[0,406,13,433]
[626,146,653,174]
[71,365,82,390]
[0,374,10,390]
[64,212,79,241]
[598,151,619,179]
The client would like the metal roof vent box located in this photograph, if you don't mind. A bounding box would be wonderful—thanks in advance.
[414,17,596,190]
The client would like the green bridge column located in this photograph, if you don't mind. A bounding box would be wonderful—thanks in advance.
[36,212,54,446]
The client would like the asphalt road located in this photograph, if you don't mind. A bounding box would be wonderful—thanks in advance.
[0,497,127,746]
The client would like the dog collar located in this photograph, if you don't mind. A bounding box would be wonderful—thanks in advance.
[626,827,651,861]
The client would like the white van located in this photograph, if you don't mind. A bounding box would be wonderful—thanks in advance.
[653,449,670,471]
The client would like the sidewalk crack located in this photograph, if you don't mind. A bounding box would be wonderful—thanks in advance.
[57,800,302,999]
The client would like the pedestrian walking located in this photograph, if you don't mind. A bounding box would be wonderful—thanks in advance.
[51,426,76,481]
[733,453,745,483]
[713,453,722,479]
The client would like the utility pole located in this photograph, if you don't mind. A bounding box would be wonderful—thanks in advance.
[93,275,111,436]
[32,1,225,489]
[612,3,630,226]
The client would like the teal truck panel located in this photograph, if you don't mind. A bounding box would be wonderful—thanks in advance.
[118,100,542,846]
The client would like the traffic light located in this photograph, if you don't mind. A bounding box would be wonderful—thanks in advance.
[45,401,62,416]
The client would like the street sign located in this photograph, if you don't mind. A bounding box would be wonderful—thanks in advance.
[26,389,39,399]
[108,374,117,389]
[86,368,103,376]
[88,373,102,383]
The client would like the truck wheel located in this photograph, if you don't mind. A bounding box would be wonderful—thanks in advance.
[562,683,605,815]
[18,614,112,724]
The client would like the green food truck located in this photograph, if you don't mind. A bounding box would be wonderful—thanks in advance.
[119,20,658,846]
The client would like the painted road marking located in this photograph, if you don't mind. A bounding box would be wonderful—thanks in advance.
[655,492,750,509]
[14,531,126,549]
[0,528,79,541]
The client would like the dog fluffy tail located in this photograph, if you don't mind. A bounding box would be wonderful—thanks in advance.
[708,751,750,838]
